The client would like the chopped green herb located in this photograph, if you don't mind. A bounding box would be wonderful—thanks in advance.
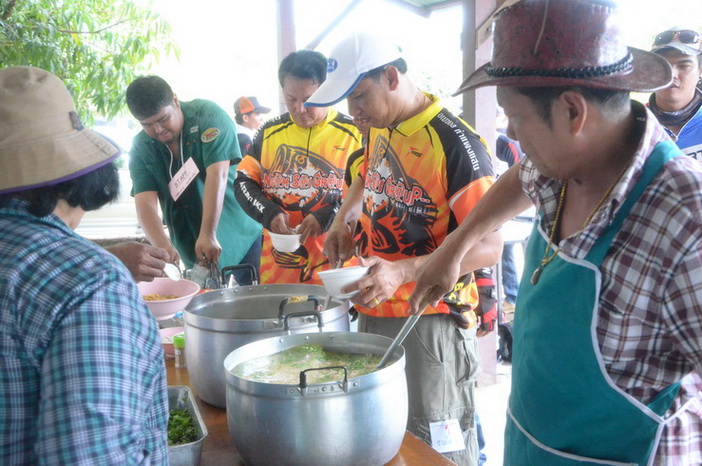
[168,408,198,446]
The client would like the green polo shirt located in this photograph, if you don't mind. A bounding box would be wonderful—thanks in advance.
[129,99,262,269]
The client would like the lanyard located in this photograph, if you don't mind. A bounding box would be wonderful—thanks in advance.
[168,133,184,179]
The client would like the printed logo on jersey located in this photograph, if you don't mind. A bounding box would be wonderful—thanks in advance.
[201,127,220,143]
[261,144,344,214]
[684,143,702,161]
[362,135,438,256]
[407,146,423,157]
[327,58,338,73]
[271,246,331,284]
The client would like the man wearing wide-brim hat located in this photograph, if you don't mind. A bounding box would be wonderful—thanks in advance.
[410,0,702,463]
[0,66,168,463]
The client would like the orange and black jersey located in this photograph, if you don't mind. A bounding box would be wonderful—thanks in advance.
[344,146,365,188]
[357,93,495,317]
[234,109,362,284]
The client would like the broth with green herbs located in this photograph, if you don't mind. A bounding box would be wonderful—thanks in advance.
[232,343,382,384]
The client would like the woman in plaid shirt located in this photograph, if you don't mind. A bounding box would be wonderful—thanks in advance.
[0,67,168,464]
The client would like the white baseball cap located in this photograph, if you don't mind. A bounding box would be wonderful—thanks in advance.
[305,33,403,107]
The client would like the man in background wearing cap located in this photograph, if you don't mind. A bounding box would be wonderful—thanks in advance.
[410,0,702,463]
[234,50,362,285]
[312,33,502,465]
[126,76,262,282]
[649,26,702,160]
[0,66,167,463]
[233,95,271,156]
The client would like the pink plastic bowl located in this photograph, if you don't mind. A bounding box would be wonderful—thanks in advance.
[137,278,200,321]
[159,326,185,359]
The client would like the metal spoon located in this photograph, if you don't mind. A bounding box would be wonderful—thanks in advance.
[163,263,181,280]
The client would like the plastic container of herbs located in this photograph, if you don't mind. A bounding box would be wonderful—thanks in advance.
[167,385,208,465]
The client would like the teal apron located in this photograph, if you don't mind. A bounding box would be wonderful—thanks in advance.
[506,141,681,465]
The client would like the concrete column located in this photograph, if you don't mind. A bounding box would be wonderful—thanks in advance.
[462,0,500,387]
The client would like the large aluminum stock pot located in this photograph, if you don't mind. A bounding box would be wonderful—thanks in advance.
[224,332,408,466]
[184,283,350,407]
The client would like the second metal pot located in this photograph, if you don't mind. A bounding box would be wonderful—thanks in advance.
[224,331,408,466]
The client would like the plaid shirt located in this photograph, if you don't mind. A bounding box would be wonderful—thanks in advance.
[0,200,168,464]
[520,102,702,464]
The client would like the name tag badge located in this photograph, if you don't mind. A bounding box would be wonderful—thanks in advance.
[429,418,466,454]
[168,157,200,201]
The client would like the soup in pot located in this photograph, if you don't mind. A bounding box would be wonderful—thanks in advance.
[232,344,382,384]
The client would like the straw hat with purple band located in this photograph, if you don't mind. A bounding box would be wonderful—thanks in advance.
[305,33,403,108]
[0,66,119,196]
[651,26,702,57]
[455,0,673,94]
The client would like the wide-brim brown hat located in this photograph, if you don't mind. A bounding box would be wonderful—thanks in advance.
[0,66,119,195]
[455,0,673,94]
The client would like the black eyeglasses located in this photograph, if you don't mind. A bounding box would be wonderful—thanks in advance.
[654,29,701,47]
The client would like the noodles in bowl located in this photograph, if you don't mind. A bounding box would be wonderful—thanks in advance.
[137,278,201,321]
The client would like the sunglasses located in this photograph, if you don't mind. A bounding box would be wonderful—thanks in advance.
[654,30,701,47]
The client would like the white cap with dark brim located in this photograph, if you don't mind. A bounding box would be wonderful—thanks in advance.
[305,33,403,108]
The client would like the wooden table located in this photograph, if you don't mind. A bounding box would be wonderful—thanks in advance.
[166,359,456,465]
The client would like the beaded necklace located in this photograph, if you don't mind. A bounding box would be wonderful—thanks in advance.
[530,180,567,286]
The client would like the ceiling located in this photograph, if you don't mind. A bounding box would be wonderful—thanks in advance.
[384,0,463,17]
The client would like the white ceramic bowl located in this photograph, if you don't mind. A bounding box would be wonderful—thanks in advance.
[269,231,302,252]
[159,326,185,359]
[137,278,201,321]
[317,266,370,299]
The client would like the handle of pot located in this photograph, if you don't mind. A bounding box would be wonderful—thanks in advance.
[299,366,348,389]
[277,295,322,321]
[283,310,324,333]
[221,264,260,287]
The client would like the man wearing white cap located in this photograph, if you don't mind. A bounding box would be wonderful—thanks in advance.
[0,67,167,463]
[649,26,702,160]
[410,0,702,463]
[311,33,502,465]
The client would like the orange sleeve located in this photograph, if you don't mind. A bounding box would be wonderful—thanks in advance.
[448,176,495,225]
[236,155,263,185]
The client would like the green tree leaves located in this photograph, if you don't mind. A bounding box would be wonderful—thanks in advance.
[0,0,178,123]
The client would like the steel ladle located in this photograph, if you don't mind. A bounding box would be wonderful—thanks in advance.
[377,303,428,369]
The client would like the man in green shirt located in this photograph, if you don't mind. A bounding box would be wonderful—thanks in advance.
[126,76,262,281]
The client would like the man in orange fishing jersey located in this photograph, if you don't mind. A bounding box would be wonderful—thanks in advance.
[234,50,362,285]
[308,33,502,465]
